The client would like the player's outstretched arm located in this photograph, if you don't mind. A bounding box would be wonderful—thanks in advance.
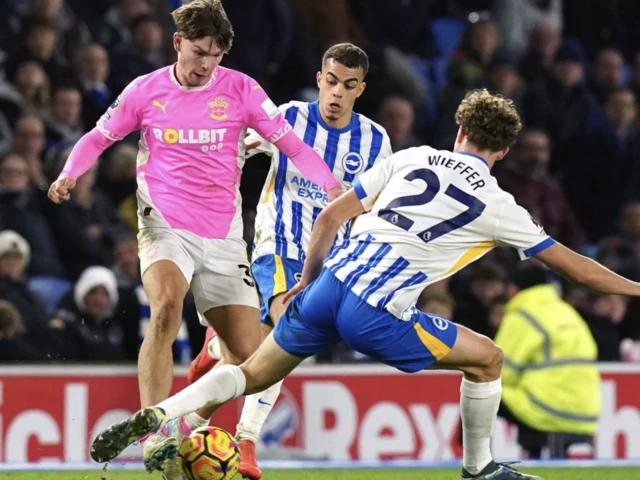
[47,128,115,204]
[273,130,344,201]
[283,190,364,302]
[535,242,640,296]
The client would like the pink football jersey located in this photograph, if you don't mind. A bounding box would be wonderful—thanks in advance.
[97,66,293,238]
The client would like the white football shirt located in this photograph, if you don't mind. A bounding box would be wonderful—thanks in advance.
[324,145,555,320]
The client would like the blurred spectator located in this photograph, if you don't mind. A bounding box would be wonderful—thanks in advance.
[44,165,130,280]
[93,0,152,52]
[495,266,600,458]
[597,201,640,277]
[493,0,563,58]
[43,85,83,152]
[434,21,501,146]
[0,230,68,360]
[75,43,112,129]
[520,22,561,84]
[447,19,500,90]
[348,0,437,60]
[418,290,455,320]
[563,88,640,241]
[220,0,295,89]
[0,77,24,132]
[487,294,507,337]
[12,61,50,115]
[580,294,626,361]
[0,300,42,361]
[12,115,47,188]
[589,47,626,106]
[452,263,506,338]
[0,153,65,277]
[29,0,91,62]
[108,14,165,94]
[484,51,524,112]
[112,234,139,289]
[288,0,363,53]
[524,38,595,172]
[98,143,138,229]
[55,266,128,361]
[494,129,587,249]
[631,51,640,106]
[3,15,72,85]
[376,96,422,152]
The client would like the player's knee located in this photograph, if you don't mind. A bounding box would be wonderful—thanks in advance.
[240,364,268,395]
[483,342,504,379]
[149,297,183,338]
[227,340,258,364]
[269,295,287,323]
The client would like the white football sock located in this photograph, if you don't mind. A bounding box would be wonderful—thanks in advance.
[460,377,502,475]
[208,335,223,361]
[157,365,246,420]
[236,380,283,443]
[184,411,209,430]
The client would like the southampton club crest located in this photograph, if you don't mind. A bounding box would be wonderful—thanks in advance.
[209,97,229,120]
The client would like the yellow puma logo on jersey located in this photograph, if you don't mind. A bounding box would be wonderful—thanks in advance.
[152,100,168,114]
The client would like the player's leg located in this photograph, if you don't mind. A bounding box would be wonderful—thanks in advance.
[431,324,540,479]
[137,228,195,407]
[90,271,340,464]
[235,254,301,449]
[139,262,190,405]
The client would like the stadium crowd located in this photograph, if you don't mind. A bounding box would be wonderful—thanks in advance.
[1,0,640,364]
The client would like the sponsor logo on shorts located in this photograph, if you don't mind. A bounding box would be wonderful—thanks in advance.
[432,316,449,330]
[146,244,159,259]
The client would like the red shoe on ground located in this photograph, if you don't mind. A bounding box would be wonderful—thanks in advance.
[238,439,262,480]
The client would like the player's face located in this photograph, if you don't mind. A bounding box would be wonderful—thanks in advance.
[174,34,225,87]
[317,59,365,123]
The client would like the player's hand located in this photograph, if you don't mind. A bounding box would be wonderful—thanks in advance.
[244,132,261,152]
[48,176,76,204]
[327,185,345,202]
[245,139,261,151]
[282,281,306,304]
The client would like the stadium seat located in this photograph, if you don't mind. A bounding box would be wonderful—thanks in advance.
[431,17,465,58]
[429,17,466,94]
[27,276,73,315]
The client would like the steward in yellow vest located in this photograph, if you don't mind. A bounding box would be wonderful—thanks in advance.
[495,267,601,438]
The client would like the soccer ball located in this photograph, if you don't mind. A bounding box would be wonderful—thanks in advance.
[177,426,240,480]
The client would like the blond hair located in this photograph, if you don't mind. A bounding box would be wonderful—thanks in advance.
[455,89,522,151]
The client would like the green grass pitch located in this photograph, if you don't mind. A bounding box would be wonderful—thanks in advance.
[3,469,639,480]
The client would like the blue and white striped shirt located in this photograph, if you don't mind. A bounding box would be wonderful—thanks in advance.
[325,146,555,320]
[249,100,392,263]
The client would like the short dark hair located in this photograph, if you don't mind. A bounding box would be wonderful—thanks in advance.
[322,43,369,77]
[455,89,522,151]
[473,263,507,284]
[172,0,234,51]
[130,14,160,35]
[22,15,57,38]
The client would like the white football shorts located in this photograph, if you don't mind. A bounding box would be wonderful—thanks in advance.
[137,227,259,317]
